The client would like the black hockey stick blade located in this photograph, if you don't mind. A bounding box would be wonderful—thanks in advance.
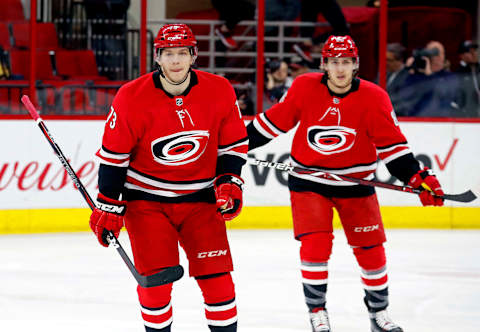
[442,190,477,203]
[141,265,185,288]
[107,232,184,287]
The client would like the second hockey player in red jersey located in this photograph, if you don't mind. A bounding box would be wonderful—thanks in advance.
[89,24,247,331]
[247,35,444,332]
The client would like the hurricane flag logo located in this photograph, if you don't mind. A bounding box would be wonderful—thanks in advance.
[307,126,356,155]
[151,130,210,165]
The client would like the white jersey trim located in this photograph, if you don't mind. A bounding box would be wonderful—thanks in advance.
[125,183,193,197]
[290,172,375,186]
[127,169,214,191]
[259,112,285,136]
[96,155,130,167]
[98,148,130,160]
[253,117,275,139]
[291,159,378,175]
[376,143,410,153]
[382,148,411,164]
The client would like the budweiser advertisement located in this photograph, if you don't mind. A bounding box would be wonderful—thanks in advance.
[1,119,479,209]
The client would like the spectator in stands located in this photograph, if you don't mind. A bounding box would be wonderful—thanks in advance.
[265,59,292,104]
[289,55,310,79]
[293,0,350,66]
[456,40,480,117]
[385,43,409,115]
[235,85,256,115]
[395,40,461,117]
[212,0,256,50]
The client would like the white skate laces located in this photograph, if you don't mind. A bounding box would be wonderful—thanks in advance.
[309,309,331,332]
[369,309,403,331]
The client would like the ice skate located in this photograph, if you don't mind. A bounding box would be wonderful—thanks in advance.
[309,309,331,332]
[369,309,403,332]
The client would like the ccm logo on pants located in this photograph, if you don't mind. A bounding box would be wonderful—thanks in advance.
[197,250,228,258]
[354,225,380,232]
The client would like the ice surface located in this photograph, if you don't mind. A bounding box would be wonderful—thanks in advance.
[0,229,479,331]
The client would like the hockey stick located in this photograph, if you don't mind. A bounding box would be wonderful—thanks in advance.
[21,95,184,287]
[248,158,478,203]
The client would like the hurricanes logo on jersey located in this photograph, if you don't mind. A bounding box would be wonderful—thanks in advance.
[307,126,356,155]
[151,130,210,165]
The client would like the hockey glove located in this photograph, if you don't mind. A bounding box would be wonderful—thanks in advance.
[214,174,244,221]
[408,167,444,206]
[89,193,126,247]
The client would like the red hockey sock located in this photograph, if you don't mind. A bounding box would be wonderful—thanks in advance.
[196,273,237,330]
[137,283,173,331]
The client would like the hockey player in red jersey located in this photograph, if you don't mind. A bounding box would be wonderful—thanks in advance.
[247,35,444,332]
[88,24,247,332]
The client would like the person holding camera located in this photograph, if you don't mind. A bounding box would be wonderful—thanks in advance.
[396,41,461,117]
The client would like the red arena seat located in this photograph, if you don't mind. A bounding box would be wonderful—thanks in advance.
[9,50,61,80]
[55,49,107,81]
[0,0,25,22]
[12,22,59,50]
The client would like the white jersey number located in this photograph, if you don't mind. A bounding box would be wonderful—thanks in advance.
[106,106,117,129]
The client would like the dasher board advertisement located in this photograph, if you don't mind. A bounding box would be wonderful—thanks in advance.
[0,119,479,209]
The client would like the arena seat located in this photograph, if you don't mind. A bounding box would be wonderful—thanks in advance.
[0,0,25,22]
[0,23,12,50]
[9,50,61,80]
[0,80,29,114]
[55,49,107,81]
[11,22,59,50]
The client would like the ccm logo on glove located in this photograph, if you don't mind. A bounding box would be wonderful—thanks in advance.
[89,193,126,247]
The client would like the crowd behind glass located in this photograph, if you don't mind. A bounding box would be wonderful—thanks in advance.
[236,39,480,118]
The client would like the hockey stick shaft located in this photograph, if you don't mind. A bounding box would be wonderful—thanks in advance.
[248,158,477,203]
[21,95,184,287]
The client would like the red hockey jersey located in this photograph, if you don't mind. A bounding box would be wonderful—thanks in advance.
[96,70,248,200]
[251,73,413,190]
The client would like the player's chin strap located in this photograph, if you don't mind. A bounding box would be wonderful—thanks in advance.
[158,66,191,86]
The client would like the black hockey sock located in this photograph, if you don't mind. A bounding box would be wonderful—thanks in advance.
[303,283,327,312]
[145,325,171,332]
[364,287,389,312]
[209,322,237,332]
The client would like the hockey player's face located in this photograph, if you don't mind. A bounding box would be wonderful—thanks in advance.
[325,57,355,92]
[157,47,193,83]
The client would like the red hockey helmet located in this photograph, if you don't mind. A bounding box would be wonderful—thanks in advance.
[154,23,198,58]
[321,35,359,70]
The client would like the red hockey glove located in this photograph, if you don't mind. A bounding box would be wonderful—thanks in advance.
[89,193,126,247]
[408,167,444,206]
[214,174,244,221]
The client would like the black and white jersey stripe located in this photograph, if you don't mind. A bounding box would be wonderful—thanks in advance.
[125,167,215,197]
[289,156,377,186]
[96,146,130,167]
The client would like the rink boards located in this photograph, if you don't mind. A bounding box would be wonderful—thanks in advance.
[0,118,479,233]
